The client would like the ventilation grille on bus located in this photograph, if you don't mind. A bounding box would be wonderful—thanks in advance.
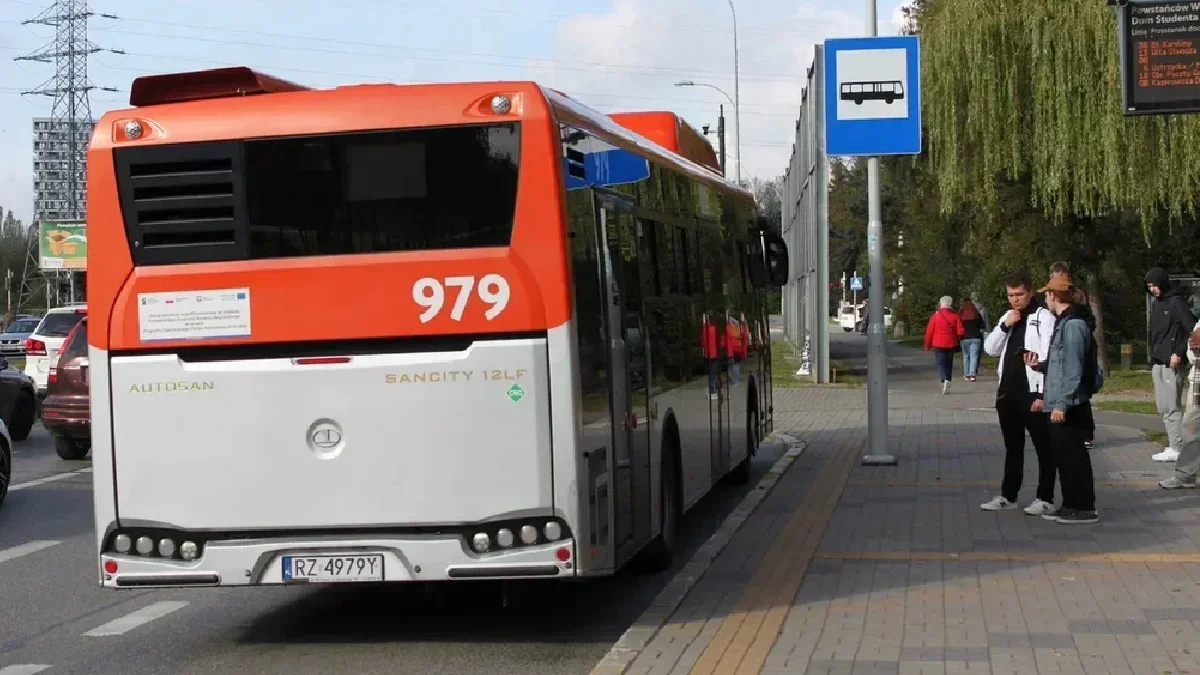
[114,142,249,265]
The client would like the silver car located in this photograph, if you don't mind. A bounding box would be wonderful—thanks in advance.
[0,317,42,358]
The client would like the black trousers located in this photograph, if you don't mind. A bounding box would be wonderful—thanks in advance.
[1048,407,1096,512]
[997,391,1056,503]
[1078,400,1095,441]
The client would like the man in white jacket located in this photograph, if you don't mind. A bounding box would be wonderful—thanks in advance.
[1160,318,1200,489]
[980,272,1059,515]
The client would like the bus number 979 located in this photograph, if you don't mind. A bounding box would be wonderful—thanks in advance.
[412,274,511,323]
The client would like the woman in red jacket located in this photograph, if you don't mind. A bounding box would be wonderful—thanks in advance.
[924,295,966,394]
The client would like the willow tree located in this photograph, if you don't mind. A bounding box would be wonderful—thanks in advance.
[919,0,1200,371]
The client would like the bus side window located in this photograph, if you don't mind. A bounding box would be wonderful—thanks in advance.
[676,227,692,296]
[697,229,716,296]
[652,220,677,296]
[638,218,661,298]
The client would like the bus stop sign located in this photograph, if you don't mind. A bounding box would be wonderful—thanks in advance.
[824,35,922,157]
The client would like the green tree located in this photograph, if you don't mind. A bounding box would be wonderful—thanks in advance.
[915,0,1200,373]
[750,176,783,231]
[828,160,866,292]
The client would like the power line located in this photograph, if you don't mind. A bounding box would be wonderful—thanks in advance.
[65,23,802,85]
[83,15,805,82]
[0,43,803,114]
[254,0,831,38]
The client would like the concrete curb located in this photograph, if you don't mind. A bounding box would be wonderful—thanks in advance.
[587,433,807,675]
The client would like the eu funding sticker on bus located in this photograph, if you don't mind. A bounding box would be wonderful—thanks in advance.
[137,288,252,342]
[824,35,922,157]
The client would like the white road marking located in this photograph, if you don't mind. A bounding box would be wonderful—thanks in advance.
[0,540,61,565]
[0,665,52,675]
[83,601,189,637]
[10,467,92,491]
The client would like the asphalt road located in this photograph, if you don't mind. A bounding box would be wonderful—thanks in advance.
[0,423,785,675]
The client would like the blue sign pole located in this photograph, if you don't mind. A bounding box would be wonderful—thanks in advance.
[825,24,922,468]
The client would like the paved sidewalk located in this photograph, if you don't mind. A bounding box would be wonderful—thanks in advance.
[611,344,1200,675]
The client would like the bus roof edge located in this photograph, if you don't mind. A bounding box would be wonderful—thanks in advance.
[129,67,311,107]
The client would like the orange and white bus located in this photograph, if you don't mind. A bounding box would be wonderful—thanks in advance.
[86,67,789,588]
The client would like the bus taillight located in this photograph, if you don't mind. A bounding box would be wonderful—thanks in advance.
[292,356,352,365]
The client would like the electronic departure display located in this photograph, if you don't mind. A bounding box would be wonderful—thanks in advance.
[1120,1,1200,115]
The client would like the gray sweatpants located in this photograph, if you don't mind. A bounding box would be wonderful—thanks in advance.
[1153,363,1186,451]
[1176,390,1200,480]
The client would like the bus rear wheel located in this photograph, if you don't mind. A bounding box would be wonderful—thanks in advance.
[730,404,758,485]
[641,443,680,572]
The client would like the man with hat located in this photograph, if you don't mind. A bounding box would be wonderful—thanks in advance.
[1049,262,1096,448]
[1029,275,1099,524]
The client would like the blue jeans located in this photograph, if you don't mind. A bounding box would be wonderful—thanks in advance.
[961,338,982,377]
[934,348,955,382]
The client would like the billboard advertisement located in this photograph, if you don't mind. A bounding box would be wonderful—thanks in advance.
[39,220,87,270]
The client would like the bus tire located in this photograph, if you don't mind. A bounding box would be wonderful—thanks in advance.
[641,435,680,573]
[55,437,90,461]
[8,391,35,442]
[730,403,757,485]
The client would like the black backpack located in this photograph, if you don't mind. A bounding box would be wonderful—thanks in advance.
[1070,315,1103,396]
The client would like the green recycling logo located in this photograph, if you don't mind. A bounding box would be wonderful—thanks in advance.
[506,383,526,402]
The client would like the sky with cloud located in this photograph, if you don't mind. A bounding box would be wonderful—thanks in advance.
[0,0,911,225]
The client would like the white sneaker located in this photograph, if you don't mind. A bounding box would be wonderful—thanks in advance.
[942,381,949,395]
[980,496,1018,511]
[1024,499,1055,516]
[1153,447,1180,462]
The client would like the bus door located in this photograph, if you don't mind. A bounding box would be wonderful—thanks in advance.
[594,191,653,558]
[698,227,731,479]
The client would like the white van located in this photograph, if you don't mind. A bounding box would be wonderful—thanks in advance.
[839,304,859,332]
[23,305,87,396]
[838,304,893,332]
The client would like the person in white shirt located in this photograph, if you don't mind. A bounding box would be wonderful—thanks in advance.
[979,272,1059,516]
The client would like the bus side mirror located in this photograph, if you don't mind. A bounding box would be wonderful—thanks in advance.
[745,240,768,288]
[761,230,788,288]
[745,230,788,289]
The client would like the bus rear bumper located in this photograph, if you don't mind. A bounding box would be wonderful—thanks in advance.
[99,535,578,588]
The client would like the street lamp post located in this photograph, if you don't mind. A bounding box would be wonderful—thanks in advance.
[675,80,738,180]
[727,0,740,185]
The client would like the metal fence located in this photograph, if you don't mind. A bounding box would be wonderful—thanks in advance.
[780,46,830,383]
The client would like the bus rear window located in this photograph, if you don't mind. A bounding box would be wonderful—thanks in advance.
[115,123,521,265]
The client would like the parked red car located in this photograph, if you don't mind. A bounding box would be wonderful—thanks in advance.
[40,316,90,460]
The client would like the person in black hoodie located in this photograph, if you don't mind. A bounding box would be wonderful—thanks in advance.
[1145,267,1194,463]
